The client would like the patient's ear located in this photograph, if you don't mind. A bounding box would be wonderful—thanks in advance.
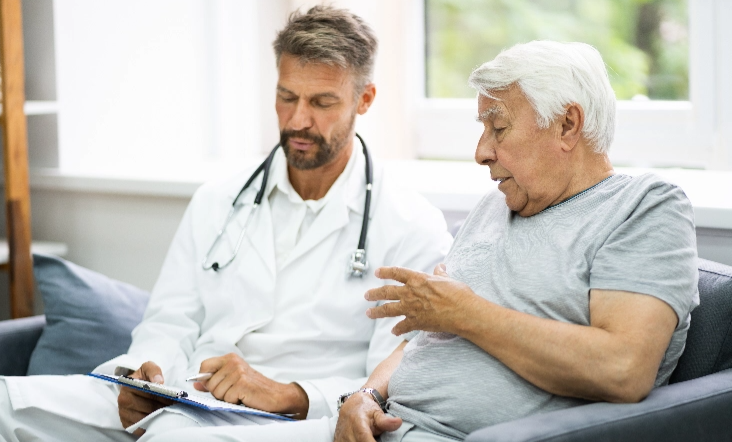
[560,103,584,152]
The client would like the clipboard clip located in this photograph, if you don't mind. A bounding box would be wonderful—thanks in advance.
[119,375,189,399]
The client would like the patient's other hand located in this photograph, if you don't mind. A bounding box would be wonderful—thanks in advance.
[117,361,174,437]
[334,392,402,442]
[365,264,477,336]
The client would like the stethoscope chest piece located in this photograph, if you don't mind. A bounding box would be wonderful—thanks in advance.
[349,248,368,278]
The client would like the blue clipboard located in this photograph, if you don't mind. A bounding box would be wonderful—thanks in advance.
[88,372,294,421]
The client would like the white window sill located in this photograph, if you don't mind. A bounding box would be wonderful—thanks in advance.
[30,162,732,230]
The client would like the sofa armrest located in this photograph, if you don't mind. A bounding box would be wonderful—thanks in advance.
[466,368,732,442]
[0,315,46,376]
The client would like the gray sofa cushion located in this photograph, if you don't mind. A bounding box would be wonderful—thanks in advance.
[670,258,732,383]
[0,315,46,376]
[27,254,150,375]
[466,368,732,442]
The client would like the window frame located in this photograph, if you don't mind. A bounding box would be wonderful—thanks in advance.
[413,0,730,170]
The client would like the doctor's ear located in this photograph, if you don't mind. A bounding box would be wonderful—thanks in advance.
[356,83,376,115]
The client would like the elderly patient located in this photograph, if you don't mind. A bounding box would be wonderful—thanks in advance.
[335,41,699,442]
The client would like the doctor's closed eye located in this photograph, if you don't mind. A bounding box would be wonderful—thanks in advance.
[312,99,337,109]
[311,94,340,109]
[277,93,297,103]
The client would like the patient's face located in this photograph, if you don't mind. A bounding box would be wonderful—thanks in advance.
[474,87,572,217]
[275,53,359,170]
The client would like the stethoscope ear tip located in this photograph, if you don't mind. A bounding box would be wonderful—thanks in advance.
[212,262,220,272]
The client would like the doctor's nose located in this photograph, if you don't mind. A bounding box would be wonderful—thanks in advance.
[288,101,314,131]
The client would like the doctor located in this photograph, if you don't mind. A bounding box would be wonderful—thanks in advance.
[0,5,452,442]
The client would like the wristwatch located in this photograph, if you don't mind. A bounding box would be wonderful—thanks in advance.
[337,388,387,412]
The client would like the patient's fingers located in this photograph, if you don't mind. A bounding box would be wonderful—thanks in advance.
[391,318,419,336]
[365,284,403,302]
[367,301,404,319]
[374,266,421,284]
[433,263,447,276]
[373,412,402,434]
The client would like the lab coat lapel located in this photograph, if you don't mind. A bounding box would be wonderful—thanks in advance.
[243,200,276,277]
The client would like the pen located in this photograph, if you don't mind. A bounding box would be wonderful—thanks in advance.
[186,373,213,382]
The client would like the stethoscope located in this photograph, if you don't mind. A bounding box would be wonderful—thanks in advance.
[201,133,373,278]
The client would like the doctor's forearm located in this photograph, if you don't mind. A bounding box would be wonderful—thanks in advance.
[363,340,407,399]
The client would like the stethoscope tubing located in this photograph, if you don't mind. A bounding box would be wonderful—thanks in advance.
[202,133,372,273]
[356,133,372,251]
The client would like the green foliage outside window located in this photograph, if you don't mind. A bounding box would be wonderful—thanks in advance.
[426,0,688,100]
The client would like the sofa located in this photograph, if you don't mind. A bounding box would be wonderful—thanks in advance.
[1,255,731,441]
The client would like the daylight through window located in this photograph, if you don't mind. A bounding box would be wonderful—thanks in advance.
[425,0,689,101]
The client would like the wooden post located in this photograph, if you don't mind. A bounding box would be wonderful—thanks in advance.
[0,0,35,318]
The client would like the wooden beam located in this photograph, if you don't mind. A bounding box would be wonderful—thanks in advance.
[0,0,35,318]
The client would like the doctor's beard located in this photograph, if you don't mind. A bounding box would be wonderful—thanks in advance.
[280,114,356,170]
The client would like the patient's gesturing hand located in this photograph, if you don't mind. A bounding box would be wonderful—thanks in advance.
[117,361,175,436]
[334,392,402,442]
[194,353,309,419]
[365,264,479,336]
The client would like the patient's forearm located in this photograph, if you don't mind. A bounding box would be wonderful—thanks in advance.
[363,340,407,399]
[455,290,676,403]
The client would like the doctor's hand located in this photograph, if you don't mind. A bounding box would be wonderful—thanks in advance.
[117,361,175,436]
[366,264,479,336]
[334,392,402,442]
[194,353,309,419]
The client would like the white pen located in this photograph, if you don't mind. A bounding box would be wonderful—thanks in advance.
[185,373,213,382]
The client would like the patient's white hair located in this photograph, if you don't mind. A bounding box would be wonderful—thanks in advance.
[468,41,616,154]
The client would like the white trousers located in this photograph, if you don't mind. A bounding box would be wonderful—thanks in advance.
[0,377,453,442]
[0,377,134,442]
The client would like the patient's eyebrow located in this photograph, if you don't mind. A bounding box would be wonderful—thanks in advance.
[476,105,505,122]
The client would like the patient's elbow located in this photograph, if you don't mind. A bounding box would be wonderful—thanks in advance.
[603,358,655,403]
[610,384,651,403]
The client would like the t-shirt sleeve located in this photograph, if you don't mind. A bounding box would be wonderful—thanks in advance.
[589,180,699,326]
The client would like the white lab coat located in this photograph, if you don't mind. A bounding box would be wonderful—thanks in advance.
[2,147,452,430]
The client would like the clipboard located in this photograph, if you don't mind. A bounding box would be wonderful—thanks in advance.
[88,372,294,421]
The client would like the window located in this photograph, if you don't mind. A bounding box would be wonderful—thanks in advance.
[426,0,688,101]
[414,0,732,170]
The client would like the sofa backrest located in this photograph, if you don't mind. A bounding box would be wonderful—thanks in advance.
[669,258,732,384]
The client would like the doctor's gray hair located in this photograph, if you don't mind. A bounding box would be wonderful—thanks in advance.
[273,5,378,93]
[468,41,616,154]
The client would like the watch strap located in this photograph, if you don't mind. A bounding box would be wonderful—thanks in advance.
[337,387,387,411]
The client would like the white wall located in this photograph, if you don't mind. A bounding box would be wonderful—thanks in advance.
[0,189,189,320]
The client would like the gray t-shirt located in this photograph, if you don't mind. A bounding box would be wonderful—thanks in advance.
[386,174,699,440]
